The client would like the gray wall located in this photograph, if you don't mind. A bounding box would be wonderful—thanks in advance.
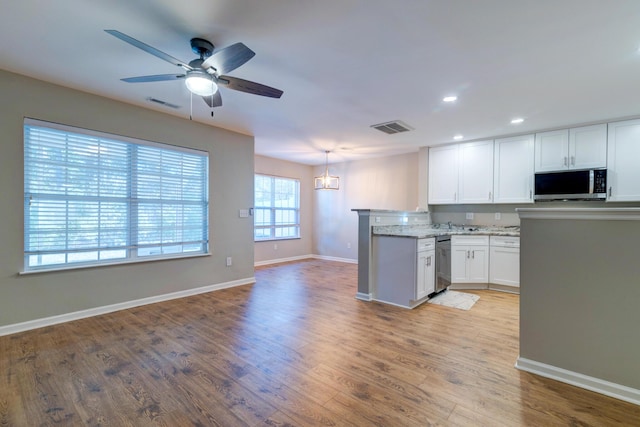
[0,69,255,328]
[519,214,640,389]
[313,152,420,261]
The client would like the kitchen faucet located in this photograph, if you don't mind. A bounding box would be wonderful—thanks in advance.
[447,221,452,230]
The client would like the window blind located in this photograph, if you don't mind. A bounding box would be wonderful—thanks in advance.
[23,119,209,271]
[254,174,300,240]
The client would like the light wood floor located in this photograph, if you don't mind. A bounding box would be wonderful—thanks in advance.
[1,259,639,426]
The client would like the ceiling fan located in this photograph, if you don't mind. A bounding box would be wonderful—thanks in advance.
[105,30,283,109]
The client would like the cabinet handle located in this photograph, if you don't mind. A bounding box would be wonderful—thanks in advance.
[427,256,431,267]
[454,192,457,202]
[609,186,612,197]
[472,250,475,259]
[563,156,568,166]
[489,191,492,200]
[529,189,532,199]
[570,156,575,166]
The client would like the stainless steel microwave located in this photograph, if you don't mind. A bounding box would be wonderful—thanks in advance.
[534,169,607,201]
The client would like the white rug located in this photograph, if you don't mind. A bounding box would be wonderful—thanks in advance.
[427,290,479,310]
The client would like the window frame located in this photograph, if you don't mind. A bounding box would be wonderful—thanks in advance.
[254,173,301,242]
[23,118,210,273]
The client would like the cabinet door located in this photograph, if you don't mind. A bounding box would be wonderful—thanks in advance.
[459,140,494,204]
[451,246,470,283]
[428,145,459,204]
[569,124,607,170]
[416,250,435,299]
[467,247,489,283]
[493,135,534,203]
[489,246,520,287]
[607,120,640,201]
[535,129,569,172]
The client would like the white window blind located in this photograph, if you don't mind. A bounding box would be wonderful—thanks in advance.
[254,174,300,241]
[23,119,209,271]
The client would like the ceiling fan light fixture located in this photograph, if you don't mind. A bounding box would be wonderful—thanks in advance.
[185,71,218,96]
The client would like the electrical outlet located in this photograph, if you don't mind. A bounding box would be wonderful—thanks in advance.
[375,216,381,223]
[495,212,501,220]
[274,243,278,250]
[466,212,474,220]
[226,256,232,267]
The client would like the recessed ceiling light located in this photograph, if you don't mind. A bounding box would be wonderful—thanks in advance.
[443,96,457,103]
[511,118,524,124]
[453,134,464,140]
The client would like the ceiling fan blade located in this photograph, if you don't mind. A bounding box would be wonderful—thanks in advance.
[202,91,222,108]
[218,76,283,98]
[105,30,192,70]
[121,74,186,83]
[202,43,255,75]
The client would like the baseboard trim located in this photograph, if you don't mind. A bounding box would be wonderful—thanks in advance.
[515,357,640,406]
[255,254,358,267]
[0,276,256,337]
[254,255,314,267]
[355,292,372,301]
[311,254,358,264]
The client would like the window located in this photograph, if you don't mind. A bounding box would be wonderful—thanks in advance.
[254,174,300,241]
[23,119,209,272]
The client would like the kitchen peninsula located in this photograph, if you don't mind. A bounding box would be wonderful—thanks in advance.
[372,223,520,308]
[352,209,520,309]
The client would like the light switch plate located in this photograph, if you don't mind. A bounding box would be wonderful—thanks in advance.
[466,212,474,220]
[495,212,501,220]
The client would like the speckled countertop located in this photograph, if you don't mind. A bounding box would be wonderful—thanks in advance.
[372,224,520,238]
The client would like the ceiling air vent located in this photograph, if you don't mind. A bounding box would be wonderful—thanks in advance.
[370,120,413,135]
[146,97,180,109]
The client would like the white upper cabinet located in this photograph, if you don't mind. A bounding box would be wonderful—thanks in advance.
[607,119,640,202]
[535,129,569,172]
[428,144,459,204]
[493,134,534,204]
[569,124,607,170]
[459,140,494,204]
[428,140,493,205]
[535,124,607,172]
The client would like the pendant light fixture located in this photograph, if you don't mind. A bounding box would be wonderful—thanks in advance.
[314,150,339,190]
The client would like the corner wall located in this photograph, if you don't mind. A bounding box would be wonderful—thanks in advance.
[313,153,419,261]
[0,69,255,329]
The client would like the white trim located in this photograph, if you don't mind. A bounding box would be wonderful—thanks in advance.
[517,207,640,221]
[255,254,358,267]
[254,255,314,267]
[515,357,640,406]
[311,254,358,264]
[355,292,372,301]
[0,277,255,337]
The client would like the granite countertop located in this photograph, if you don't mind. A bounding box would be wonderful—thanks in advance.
[372,224,520,238]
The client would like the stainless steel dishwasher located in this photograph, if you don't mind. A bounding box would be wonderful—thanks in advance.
[435,235,452,294]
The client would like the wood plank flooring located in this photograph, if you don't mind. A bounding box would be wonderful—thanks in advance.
[1,259,639,426]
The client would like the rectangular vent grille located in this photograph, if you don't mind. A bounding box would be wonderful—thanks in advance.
[370,120,413,134]
[147,97,181,109]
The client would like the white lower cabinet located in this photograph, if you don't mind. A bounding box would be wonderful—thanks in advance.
[489,236,520,288]
[417,246,436,300]
[451,235,489,284]
[373,236,435,308]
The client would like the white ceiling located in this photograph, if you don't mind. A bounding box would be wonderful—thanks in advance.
[2,0,640,165]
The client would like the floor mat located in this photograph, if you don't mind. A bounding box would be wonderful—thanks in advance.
[427,290,479,310]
